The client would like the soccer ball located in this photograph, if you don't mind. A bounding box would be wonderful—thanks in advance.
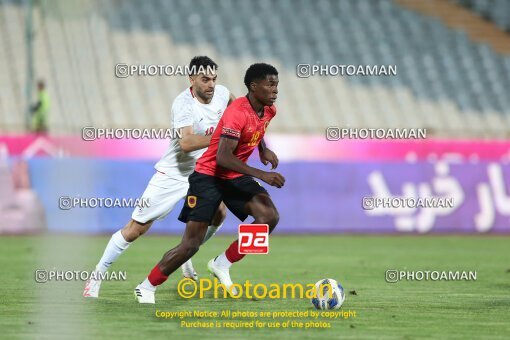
[310,278,345,310]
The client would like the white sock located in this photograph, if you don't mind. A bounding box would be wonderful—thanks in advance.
[95,230,131,273]
[139,278,157,292]
[202,224,222,244]
[214,252,232,269]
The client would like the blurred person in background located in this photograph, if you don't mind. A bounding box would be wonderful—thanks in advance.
[30,80,50,133]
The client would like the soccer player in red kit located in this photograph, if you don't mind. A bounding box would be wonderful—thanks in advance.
[135,63,285,303]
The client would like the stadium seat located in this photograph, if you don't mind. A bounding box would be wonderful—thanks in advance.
[1,0,509,137]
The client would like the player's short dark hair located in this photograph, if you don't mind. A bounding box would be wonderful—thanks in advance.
[244,63,278,90]
[189,56,218,75]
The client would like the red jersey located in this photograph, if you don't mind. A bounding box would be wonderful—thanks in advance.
[195,96,276,179]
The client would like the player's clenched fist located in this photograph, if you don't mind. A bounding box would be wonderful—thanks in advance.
[260,172,285,188]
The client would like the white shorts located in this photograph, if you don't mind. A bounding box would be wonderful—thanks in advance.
[131,171,189,223]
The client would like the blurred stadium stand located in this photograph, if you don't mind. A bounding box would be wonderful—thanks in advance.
[455,0,510,32]
[0,0,509,136]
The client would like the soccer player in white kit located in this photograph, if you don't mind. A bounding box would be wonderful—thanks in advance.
[83,56,234,298]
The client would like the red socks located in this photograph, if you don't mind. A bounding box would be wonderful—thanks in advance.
[148,265,168,286]
[147,240,246,287]
[225,240,246,263]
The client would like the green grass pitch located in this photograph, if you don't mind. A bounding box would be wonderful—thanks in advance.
[1,235,509,339]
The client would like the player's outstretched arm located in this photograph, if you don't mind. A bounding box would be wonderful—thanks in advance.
[216,137,285,188]
[178,126,212,152]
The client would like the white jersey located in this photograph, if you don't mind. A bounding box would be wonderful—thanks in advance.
[154,84,230,181]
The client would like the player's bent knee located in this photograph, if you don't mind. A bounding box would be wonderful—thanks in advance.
[257,208,279,229]
[269,209,280,228]
[122,219,153,242]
